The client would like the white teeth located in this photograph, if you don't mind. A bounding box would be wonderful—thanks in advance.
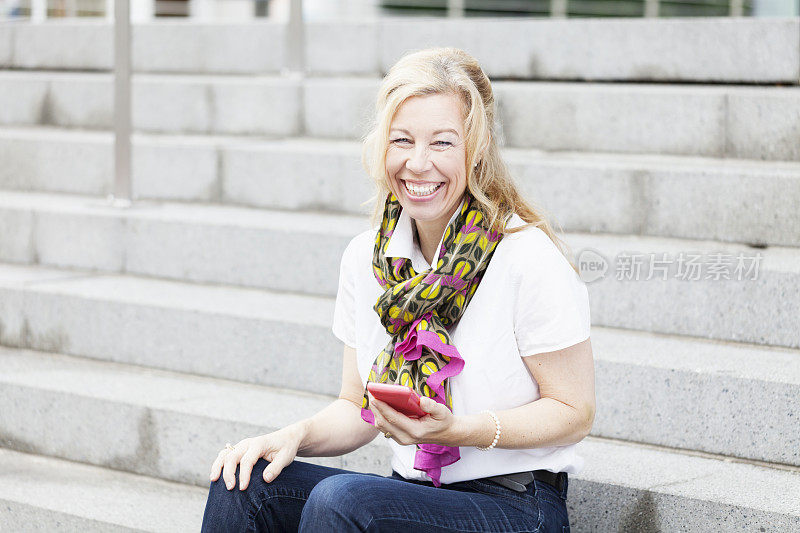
[404,181,442,196]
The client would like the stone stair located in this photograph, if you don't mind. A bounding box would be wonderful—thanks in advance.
[1,345,798,531]
[1,128,799,245]
[0,15,798,532]
[1,71,799,160]
[0,448,207,532]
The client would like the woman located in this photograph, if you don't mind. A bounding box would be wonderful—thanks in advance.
[202,47,595,532]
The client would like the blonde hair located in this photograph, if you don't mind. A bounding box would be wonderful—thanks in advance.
[359,46,578,274]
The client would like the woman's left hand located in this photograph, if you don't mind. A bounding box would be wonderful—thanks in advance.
[368,393,458,446]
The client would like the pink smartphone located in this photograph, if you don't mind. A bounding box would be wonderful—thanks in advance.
[367,382,427,419]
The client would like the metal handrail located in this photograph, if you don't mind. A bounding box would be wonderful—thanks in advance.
[285,0,304,73]
[447,0,464,18]
[110,0,131,206]
[551,0,567,17]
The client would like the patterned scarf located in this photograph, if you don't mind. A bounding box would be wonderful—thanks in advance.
[360,190,504,487]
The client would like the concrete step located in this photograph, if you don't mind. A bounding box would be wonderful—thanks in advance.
[1,18,798,83]
[0,70,301,136]
[1,126,799,246]
[0,346,391,487]
[489,81,800,162]
[0,348,798,532]
[591,329,800,468]
[0,262,345,395]
[0,265,797,465]
[0,71,798,160]
[0,192,797,347]
[0,189,365,297]
[0,448,207,532]
[569,438,800,532]
[0,127,376,215]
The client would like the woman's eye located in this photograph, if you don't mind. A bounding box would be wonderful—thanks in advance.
[390,138,451,147]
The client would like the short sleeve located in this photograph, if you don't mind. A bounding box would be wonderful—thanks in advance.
[512,230,591,356]
[331,236,358,349]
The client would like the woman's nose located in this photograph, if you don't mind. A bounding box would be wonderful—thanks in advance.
[405,146,433,173]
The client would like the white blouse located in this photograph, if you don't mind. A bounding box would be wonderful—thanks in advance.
[332,198,592,483]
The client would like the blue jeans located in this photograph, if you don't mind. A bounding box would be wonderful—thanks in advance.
[201,458,570,532]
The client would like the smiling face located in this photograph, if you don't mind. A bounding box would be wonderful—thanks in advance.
[385,92,469,233]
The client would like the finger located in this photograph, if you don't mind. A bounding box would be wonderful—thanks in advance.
[369,398,391,419]
[372,397,404,429]
[237,449,261,491]
[222,447,244,490]
[209,448,228,481]
[370,402,387,431]
[368,394,383,415]
[419,396,449,420]
[372,404,405,440]
[263,447,293,483]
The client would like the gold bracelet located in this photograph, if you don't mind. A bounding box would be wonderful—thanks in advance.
[476,410,501,451]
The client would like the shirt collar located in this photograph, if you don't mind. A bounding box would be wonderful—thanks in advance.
[384,196,466,272]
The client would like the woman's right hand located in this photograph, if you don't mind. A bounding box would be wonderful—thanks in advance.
[210,423,307,491]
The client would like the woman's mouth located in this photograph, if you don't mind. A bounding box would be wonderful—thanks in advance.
[402,180,444,200]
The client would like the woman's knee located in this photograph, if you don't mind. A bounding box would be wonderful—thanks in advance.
[310,473,371,504]
[202,476,250,532]
[300,474,375,530]
[201,459,271,532]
